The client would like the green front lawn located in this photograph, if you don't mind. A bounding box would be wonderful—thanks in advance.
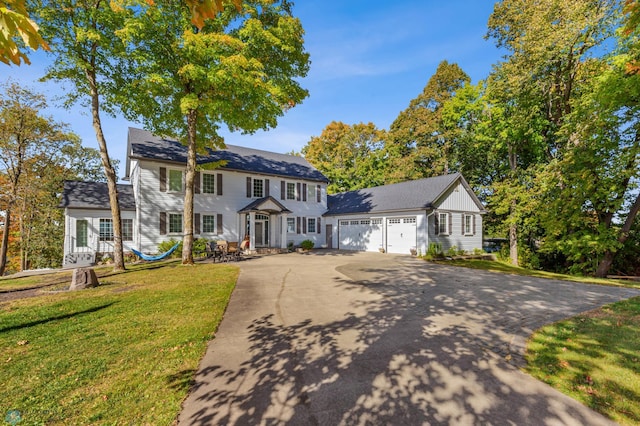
[526,297,640,425]
[0,262,237,425]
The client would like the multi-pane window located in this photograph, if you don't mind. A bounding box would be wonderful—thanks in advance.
[169,213,183,234]
[308,218,316,233]
[202,173,215,194]
[438,213,448,235]
[122,219,133,241]
[464,214,473,235]
[253,179,264,198]
[76,220,88,247]
[99,218,114,241]
[169,170,182,192]
[287,217,295,233]
[286,182,296,200]
[202,215,216,233]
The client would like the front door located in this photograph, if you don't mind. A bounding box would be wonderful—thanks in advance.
[254,214,269,247]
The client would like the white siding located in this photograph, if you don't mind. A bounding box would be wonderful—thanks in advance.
[437,183,483,212]
[135,160,328,252]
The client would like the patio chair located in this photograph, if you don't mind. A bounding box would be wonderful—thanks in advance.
[216,240,230,262]
[227,241,240,261]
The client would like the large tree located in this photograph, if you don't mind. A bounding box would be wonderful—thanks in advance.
[0,83,88,274]
[386,60,469,183]
[117,0,310,264]
[484,0,621,266]
[32,0,136,271]
[302,121,386,194]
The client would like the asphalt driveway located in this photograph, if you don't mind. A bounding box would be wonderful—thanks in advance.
[178,251,640,425]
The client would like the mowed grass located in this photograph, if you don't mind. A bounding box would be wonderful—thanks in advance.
[526,297,640,425]
[0,262,238,425]
[433,258,640,289]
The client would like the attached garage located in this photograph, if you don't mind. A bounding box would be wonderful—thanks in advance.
[325,173,487,255]
[339,218,383,251]
[386,217,417,254]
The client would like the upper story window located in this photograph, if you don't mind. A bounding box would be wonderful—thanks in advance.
[202,173,215,194]
[286,182,296,200]
[253,179,264,198]
[169,170,183,192]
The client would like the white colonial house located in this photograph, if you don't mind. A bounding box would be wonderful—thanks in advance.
[60,128,486,266]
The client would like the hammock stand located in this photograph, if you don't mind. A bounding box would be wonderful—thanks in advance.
[128,242,180,261]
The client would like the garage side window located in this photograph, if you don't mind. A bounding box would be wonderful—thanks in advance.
[464,214,474,235]
[438,213,448,235]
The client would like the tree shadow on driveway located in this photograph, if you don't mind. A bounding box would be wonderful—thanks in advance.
[179,255,639,425]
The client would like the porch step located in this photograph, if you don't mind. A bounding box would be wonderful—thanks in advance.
[253,248,287,255]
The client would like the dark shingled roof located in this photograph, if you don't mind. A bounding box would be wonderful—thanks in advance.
[59,181,136,210]
[238,196,292,214]
[126,127,328,183]
[325,173,484,216]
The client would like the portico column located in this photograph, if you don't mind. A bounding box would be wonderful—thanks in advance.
[249,211,256,252]
[280,213,288,249]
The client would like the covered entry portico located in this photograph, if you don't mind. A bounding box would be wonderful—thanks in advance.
[238,196,291,253]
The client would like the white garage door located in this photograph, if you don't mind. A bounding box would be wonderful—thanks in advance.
[339,219,383,251]
[386,217,417,254]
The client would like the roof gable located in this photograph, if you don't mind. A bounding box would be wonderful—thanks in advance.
[126,127,328,183]
[325,173,485,216]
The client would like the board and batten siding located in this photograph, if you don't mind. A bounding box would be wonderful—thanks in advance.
[437,182,483,212]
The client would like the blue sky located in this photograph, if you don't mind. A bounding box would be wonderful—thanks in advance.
[3,1,502,182]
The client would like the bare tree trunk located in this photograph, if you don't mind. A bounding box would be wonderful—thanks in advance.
[595,191,640,277]
[508,145,519,266]
[0,205,11,275]
[182,110,197,265]
[85,67,125,271]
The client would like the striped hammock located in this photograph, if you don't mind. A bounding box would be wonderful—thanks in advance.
[127,242,180,261]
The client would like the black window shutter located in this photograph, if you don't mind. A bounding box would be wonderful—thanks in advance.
[281,180,285,200]
[462,213,465,234]
[296,183,301,201]
[473,215,476,235]
[159,167,167,192]
[296,217,301,234]
[160,212,167,235]
[317,217,321,234]
[265,179,270,197]
[217,173,223,196]
[448,213,452,235]
[195,172,201,194]
[303,217,307,234]
[246,177,252,197]
[217,214,223,234]
[302,183,307,202]
[434,213,439,235]
[195,213,200,234]
[316,185,321,202]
